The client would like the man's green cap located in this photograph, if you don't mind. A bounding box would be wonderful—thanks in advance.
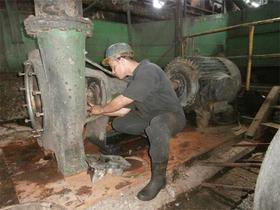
[102,42,134,66]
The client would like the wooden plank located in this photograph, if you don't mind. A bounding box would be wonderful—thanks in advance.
[201,161,262,168]
[233,143,270,147]
[246,86,280,138]
[232,125,248,136]
[201,182,254,191]
[262,122,280,129]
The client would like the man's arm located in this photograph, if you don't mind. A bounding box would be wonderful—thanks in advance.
[90,94,134,116]
[103,108,131,117]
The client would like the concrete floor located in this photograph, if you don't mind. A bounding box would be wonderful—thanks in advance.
[0,123,248,209]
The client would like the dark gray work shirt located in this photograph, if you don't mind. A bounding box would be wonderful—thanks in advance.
[123,60,183,119]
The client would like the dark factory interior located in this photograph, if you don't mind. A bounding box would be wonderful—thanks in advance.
[0,0,279,209]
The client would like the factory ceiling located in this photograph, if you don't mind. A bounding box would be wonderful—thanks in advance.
[0,0,268,22]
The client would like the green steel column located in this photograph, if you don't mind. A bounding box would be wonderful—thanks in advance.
[37,30,88,175]
[24,0,92,175]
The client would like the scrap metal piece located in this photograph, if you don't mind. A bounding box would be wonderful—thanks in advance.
[86,154,131,183]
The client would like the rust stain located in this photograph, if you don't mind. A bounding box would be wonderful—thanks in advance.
[2,141,63,185]
[84,139,100,154]
[53,188,72,195]
[1,126,233,209]
[180,142,190,148]
[119,136,149,156]
[115,181,132,190]
[65,200,74,206]
[126,159,143,171]
[40,188,54,199]
[76,186,92,196]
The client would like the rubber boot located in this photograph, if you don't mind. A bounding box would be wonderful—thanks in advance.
[137,161,168,201]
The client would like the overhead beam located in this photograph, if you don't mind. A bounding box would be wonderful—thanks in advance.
[83,0,174,20]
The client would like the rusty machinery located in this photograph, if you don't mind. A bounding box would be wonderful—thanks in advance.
[21,49,127,171]
[20,0,241,175]
[21,52,241,174]
[165,56,241,129]
[19,0,130,176]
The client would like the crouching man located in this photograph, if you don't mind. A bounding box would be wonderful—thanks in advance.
[89,43,186,201]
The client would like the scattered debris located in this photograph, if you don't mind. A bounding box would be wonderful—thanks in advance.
[86,154,131,183]
[165,185,176,198]
[232,125,248,136]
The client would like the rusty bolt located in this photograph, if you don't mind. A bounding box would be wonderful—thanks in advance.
[28,72,35,76]
[18,72,25,76]
[32,91,41,95]
[25,119,31,123]
[24,60,31,66]
[35,112,44,117]
[32,129,44,133]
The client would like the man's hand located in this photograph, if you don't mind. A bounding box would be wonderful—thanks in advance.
[88,95,134,116]
[88,103,104,115]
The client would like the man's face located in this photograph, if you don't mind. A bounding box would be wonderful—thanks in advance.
[108,57,128,79]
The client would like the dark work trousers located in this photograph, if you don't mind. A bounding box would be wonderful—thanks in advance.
[113,110,186,163]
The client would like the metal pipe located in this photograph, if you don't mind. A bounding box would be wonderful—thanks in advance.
[181,17,280,91]
[126,4,132,46]
[175,0,183,57]
[233,143,270,147]
[227,53,280,59]
[192,38,195,56]
[85,57,113,76]
[183,17,280,39]
[201,161,262,168]
[246,25,255,91]
[83,0,99,13]
[231,0,249,9]
[238,159,263,163]
[240,84,272,93]
[83,0,174,20]
[186,4,217,14]
[181,39,186,58]
[249,53,280,58]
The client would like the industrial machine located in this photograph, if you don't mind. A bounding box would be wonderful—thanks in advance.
[19,0,241,176]
[21,50,241,174]
[165,56,241,128]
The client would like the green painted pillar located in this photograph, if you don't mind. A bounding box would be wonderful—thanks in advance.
[24,0,92,175]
